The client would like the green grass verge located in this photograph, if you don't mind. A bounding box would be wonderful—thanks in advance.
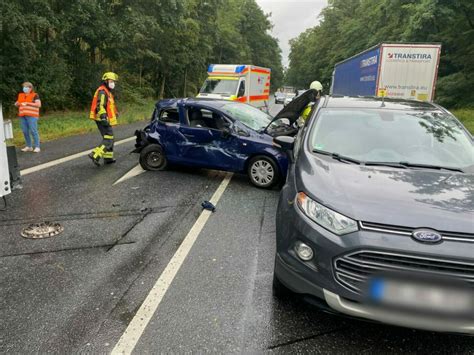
[9,99,155,146]
[451,108,474,134]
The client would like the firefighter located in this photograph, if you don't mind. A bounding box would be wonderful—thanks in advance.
[88,72,119,166]
[301,80,323,122]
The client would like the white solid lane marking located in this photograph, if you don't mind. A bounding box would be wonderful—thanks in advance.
[111,172,233,355]
[20,136,135,176]
[113,164,146,185]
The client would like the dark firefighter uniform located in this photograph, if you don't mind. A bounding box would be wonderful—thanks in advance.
[88,72,118,165]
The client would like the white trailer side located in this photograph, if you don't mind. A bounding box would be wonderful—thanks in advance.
[377,43,441,101]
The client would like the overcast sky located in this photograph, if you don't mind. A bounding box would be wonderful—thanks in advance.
[256,0,327,68]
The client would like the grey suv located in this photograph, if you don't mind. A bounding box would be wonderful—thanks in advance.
[274,96,474,334]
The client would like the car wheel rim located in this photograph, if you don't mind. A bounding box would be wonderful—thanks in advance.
[147,151,163,168]
[250,160,274,186]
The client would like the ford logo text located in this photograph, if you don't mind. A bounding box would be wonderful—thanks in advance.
[412,229,443,244]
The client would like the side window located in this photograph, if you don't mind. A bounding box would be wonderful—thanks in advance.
[159,108,180,124]
[238,80,245,97]
[187,107,231,131]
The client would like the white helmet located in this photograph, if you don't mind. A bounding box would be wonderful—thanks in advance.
[310,80,323,91]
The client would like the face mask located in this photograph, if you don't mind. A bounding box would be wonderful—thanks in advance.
[23,87,31,94]
[108,82,115,90]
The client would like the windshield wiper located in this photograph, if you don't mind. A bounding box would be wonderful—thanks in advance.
[397,162,464,173]
[312,149,361,165]
[364,161,464,172]
[365,161,408,169]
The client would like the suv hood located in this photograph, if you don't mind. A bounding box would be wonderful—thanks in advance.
[297,154,474,233]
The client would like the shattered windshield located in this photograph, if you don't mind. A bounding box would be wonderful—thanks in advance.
[200,78,239,96]
[221,103,272,131]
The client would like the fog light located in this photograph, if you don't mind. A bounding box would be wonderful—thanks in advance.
[294,242,314,261]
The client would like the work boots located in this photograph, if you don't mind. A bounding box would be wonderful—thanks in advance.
[88,152,101,166]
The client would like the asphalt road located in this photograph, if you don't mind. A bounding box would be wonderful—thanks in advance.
[1,100,473,353]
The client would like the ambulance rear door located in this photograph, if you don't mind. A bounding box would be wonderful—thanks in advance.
[248,66,271,109]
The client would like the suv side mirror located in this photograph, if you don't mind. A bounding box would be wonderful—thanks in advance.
[273,136,295,151]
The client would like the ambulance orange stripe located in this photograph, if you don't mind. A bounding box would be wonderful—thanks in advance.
[249,95,269,101]
[251,68,271,74]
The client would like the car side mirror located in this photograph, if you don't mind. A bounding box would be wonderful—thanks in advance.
[274,136,295,151]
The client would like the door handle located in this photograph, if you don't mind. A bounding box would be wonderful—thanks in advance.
[183,133,194,138]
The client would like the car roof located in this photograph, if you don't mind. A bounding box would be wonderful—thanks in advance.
[323,96,440,111]
[155,98,231,111]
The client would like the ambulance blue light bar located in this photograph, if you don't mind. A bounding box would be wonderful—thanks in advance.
[207,64,249,74]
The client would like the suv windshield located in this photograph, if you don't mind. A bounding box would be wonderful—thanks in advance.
[200,78,238,96]
[310,109,474,170]
[221,103,272,131]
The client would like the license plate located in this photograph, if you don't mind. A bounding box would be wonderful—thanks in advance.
[369,278,473,314]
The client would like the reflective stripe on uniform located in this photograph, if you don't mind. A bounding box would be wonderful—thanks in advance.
[104,135,114,139]
[97,93,107,116]
[103,152,114,159]
[92,145,106,159]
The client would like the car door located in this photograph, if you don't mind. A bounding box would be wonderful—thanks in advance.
[176,104,244,170]
[150,106,183,162]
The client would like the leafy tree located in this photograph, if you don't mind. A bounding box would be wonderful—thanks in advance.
[286,0,474,108]
[0,0,284,114]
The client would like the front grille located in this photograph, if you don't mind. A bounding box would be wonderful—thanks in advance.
[334,250,474,293]
[360,221,474,243]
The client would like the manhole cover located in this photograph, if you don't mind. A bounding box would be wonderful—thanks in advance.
[21,222,64,239]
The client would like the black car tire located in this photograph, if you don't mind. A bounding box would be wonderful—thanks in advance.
[247,155,279,189]
[272,273,292,299]
[139,144,168,171]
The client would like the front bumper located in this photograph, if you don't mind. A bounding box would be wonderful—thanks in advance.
[323,289,474,334]
[275,251,474,334]
[274,184,474,334]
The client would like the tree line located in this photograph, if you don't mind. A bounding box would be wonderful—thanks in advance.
[286,0,474,108]
[1,0,284,114]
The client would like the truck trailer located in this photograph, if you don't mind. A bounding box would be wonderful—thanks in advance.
[330,43,441,101]
[197,64,271,110]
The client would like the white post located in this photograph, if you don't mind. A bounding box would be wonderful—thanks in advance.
[0,104,11,198]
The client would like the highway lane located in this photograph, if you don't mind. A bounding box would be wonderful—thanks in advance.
[1,99,473,353]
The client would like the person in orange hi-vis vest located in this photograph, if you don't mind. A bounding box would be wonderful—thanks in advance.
[15,81,42,153]
[88,72,119,166]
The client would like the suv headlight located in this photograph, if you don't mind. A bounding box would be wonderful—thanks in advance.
[296,192,358,235]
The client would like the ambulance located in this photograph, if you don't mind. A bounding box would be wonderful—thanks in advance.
[197,64,271,110]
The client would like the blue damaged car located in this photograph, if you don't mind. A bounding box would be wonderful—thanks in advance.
[133,93,316,188]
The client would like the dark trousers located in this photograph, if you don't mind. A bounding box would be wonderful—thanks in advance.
[91,122,114,160]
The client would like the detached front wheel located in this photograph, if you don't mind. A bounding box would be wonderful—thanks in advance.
[139,144,168,171]
[247,155,279,189]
